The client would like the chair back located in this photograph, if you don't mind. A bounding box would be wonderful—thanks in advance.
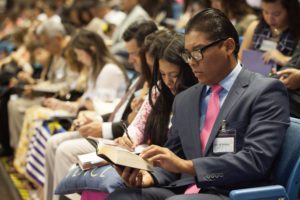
[273,117,300,200]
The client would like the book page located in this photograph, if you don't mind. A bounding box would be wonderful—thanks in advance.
[134,144,149,154]
[77,152,108,170]
[97,144,153,171]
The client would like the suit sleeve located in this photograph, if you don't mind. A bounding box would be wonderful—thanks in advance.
[192,80,290,188]
[111,121,126,139]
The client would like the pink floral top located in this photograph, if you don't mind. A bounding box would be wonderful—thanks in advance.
[127,87,159,145]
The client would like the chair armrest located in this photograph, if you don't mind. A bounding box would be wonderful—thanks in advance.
[230,185,288,200]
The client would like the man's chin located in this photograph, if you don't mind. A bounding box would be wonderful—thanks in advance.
[198,78,216,86]
[196,76,206,84]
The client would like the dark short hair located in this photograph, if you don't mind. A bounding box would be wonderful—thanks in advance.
[185,8,240,57]
[122,20,158,47]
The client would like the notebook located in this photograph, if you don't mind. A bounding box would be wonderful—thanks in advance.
[241,49,274,76]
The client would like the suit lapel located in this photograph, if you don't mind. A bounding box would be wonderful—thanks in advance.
[203,68,250,155]
[189,84,204,158]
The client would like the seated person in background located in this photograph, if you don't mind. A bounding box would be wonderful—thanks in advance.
[7,18,78,156]
[210,0,257,36]
[12,29,128,187]
[43,20,158,200]
[107,8,290,200]
[43,29,128,115]
[278,69,300,89]
[239,0,300,69]
[110,0,150,58]
[277,42,300,117]
[0,39,50,156]
[175,0,208,32]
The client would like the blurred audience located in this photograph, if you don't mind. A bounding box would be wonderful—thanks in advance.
[0,1,299,200]
[211,0,257,35]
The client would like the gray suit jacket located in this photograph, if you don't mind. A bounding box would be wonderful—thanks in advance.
[152,68,290,193]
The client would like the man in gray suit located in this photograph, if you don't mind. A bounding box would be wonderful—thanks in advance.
[107,8,290,200]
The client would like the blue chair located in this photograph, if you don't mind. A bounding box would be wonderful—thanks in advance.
[230,117,300,200]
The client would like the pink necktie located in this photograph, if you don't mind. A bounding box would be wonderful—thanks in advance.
[184,84,222,195]
[200,84,222,153]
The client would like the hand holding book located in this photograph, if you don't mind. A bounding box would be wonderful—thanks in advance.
[85,137,153,171]
[114,165,155,188]
[96,142,153,171]
[140,145,196,175]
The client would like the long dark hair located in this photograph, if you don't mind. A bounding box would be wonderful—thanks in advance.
[143,31,197,146]
[259,0,300,41]
[139,29,169,85]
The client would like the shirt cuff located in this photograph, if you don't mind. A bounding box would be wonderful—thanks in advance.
[102,122,113,139]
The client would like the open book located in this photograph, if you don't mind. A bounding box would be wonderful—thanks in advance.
[86,137,153,171]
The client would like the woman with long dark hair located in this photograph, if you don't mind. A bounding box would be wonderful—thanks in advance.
[115,29,197,149]
[78,30,197,199]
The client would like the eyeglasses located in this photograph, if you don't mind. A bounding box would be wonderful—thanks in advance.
[181,38,227,63]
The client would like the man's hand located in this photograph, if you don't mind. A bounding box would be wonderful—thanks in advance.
[141,145,196,175]
[17,71,35,84]
[78,121,102,137]
[73,111,102,137]
[262,50,291,66]
[277,68,300,90]
[22,85,33,97]
[114,166,154,188]
[43,98,61,109]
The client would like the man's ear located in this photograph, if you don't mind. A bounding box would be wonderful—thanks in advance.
[224,38,236,56]
[90,46,96,52]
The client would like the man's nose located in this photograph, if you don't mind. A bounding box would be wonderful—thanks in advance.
[188,58,198,68]
[128,55,135,64]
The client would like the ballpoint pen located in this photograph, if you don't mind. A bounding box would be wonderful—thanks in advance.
[121,120,133,143]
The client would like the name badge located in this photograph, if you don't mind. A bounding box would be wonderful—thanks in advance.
[213,137,235,153]
[259,39,277,52]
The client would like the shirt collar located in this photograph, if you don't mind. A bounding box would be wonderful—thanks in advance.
[205,62,242,95]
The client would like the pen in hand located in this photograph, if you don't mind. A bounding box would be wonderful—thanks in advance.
[121,121,133,144]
